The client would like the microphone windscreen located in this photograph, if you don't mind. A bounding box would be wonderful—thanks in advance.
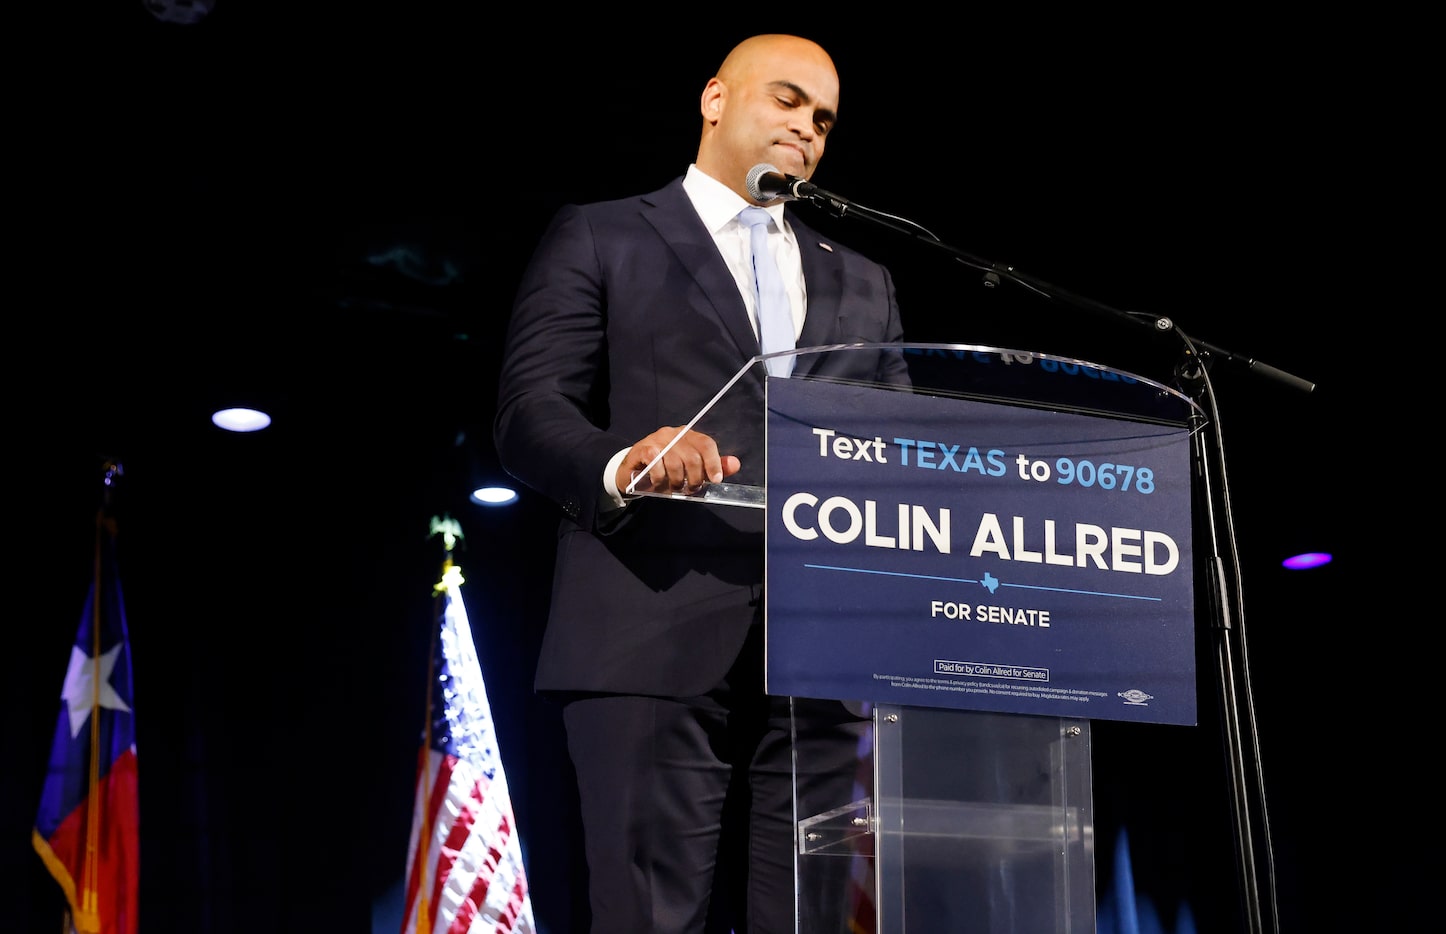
[745,163,790,202]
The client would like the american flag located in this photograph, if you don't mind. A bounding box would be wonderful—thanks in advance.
[32,489,140,934]
[400,531,535,934]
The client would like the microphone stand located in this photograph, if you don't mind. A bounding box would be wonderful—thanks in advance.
[803,194,1314,394]
[799,192,1307,934]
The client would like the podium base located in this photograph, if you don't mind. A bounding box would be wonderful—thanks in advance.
[796,706,1096,934]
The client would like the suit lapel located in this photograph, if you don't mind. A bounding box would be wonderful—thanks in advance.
[636,185,852,380]
[794,216,843,376]
[640,182,759,364]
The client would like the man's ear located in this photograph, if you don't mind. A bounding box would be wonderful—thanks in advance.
[700,78,725,124]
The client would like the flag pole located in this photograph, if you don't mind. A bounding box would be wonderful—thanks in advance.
[411,515,465,934]
[81,460,123,931]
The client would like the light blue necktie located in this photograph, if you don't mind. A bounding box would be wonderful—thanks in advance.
[738,206,796,377]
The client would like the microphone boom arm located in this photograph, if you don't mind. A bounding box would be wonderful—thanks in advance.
[807,190,1315,395]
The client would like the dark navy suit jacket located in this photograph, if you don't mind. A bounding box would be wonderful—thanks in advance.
[495,176,909,697]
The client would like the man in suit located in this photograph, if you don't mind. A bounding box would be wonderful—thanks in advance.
[495,34,909,933]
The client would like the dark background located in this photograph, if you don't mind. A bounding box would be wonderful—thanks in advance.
[4,3,1400,932]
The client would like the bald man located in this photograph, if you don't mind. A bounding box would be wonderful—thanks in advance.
[496,34,909,933]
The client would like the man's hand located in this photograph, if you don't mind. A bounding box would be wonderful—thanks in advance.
[619,427,742,496]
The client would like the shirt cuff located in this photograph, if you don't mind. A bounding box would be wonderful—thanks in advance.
[602,447,632,511]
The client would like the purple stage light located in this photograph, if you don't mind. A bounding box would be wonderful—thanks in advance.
[1282,552,1332,570]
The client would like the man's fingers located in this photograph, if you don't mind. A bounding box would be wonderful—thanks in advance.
[624,428,737,493]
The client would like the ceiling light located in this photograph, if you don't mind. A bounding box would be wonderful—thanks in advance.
[211,407,273,432]
[470,485,518,507]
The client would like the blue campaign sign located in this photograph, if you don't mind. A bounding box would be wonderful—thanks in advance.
[764,377,1197,725]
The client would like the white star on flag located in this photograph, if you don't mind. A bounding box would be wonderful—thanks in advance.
[60,643,132,738]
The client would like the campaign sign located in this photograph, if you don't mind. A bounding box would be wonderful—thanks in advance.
[764,377,1197,725]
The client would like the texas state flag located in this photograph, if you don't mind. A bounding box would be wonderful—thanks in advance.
[32,511,139,934]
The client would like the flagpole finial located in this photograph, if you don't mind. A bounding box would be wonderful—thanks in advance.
[429,515,466,593]
[98,458,125,521]
[428,514,464,553]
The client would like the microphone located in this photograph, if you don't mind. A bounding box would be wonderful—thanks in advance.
[745,163,853,213]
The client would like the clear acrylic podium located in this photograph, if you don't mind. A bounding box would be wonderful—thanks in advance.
[624,342,1205,934]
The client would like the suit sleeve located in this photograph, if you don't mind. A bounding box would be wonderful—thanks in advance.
[494,204,633,530]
